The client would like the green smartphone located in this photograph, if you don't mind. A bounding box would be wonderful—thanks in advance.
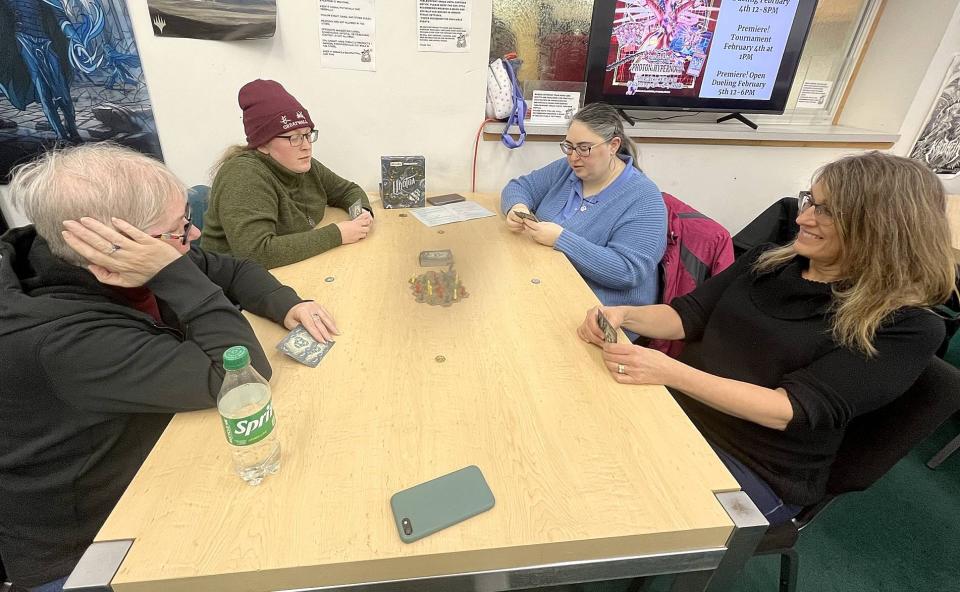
[390,465,495,543]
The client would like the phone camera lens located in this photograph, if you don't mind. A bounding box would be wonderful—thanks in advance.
[401,518,413,535]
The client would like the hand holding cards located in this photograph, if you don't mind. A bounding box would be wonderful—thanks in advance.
[596,309,618,344]
[514,210,540,223]
[348,202,364,219]
[277,325,335,367]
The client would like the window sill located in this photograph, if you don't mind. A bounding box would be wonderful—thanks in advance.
[482,121,898,148]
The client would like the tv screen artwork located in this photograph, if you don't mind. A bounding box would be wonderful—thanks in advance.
[586,0,818,113]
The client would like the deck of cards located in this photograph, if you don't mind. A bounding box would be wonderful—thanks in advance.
[348,201,364,219]
[276,325,335,367]
[419,249,453,267]
[596,309,618,344]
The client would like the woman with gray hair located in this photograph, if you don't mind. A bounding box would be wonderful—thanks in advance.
[0,143,337,590]
[501,102,667,333]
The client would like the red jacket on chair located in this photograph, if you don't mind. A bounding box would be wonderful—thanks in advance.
[650,193,734,357]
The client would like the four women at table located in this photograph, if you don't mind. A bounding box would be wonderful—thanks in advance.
[84,84,953,530]
[578,151,955,524]
[201,79,374,269]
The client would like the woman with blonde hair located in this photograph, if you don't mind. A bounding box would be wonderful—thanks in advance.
[578,151,956,524]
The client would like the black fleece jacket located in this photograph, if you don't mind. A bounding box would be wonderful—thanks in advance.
[0,226,302,587]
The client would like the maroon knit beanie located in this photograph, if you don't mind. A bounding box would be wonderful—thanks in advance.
[238,79,314,148]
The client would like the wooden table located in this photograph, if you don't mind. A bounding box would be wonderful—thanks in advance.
[66,194,764,592]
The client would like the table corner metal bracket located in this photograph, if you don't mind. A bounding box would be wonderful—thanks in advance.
[63,539,134,592]
[699,491,768,592]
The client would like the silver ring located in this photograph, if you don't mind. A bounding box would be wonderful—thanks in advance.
[617,363,625,375]
[311,313,321,321]
[107,244,121,255]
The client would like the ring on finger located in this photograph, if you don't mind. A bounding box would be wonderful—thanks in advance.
[106,244,121,255]
[311,313,322,321]
[617,363,625,375]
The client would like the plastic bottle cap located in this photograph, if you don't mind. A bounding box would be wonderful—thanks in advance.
[223,346,250,370]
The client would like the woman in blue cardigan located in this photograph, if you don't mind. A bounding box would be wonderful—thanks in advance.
[501,103,667,312]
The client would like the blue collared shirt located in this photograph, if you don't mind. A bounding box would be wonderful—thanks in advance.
[555,155,635,224]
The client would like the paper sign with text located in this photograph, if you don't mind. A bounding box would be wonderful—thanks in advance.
[529,91,580,124]
[796,80,833,109]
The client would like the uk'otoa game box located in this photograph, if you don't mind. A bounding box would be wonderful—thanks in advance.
[380,156,425,209]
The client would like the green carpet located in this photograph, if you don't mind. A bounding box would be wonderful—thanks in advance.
[572,415,960,592]
[723,415,960,592]
[945,330,960,368]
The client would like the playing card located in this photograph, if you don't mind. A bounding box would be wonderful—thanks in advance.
[514,210,540,223]
[596,310,618,344]
[349,202,364,219]
[418,249,454,267]
[276,325,335,367]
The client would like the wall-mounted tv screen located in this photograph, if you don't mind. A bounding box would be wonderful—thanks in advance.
[584,0,819,114]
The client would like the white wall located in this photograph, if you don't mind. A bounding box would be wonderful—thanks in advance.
[131,0,493,191]
[2,0,959,234]
[477,0,960,234]
[477,139,860,236]
[1,0,494,227]
[893,0,960,188]
[840,0,959,133]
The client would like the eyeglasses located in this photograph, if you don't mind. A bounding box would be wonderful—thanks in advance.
[277,129,319,147]
[797,191,834,225]
[151,203,193,245]
[559,138,611,158]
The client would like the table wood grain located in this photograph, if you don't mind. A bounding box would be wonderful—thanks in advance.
[96,194,739,592]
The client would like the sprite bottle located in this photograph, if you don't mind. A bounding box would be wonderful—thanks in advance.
[217,346,280,485]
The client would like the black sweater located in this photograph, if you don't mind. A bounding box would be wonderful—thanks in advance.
[669,246,944,506]
[0,227,302,587]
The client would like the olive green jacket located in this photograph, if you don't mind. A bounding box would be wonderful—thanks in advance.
[201,150,370,269]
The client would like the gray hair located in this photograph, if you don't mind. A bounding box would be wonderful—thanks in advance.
[9,142,185,266]
[571,102,641,170]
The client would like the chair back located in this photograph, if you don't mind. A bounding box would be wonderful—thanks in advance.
[732,196,799,258]
[187,185,210,231]
[826,357,960,495]
[649,193,734,356]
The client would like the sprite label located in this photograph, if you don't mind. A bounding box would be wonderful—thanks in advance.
[221,400,275,447]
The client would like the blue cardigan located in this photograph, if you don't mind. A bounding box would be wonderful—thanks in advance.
[501,157,667,309]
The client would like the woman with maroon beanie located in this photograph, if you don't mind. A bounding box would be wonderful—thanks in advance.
[202,79,374,269]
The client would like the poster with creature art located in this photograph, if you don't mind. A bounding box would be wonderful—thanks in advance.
[0,0,163,183]
[147,0,276,41]
[604,0,722,98]
[910,54,960,176]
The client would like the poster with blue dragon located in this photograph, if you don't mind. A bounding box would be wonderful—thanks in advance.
[147,0,276,41]
[0,0,162,182]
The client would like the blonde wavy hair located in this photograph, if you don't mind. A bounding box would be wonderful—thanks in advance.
[210,144,252,178]
[754,151,957,356]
